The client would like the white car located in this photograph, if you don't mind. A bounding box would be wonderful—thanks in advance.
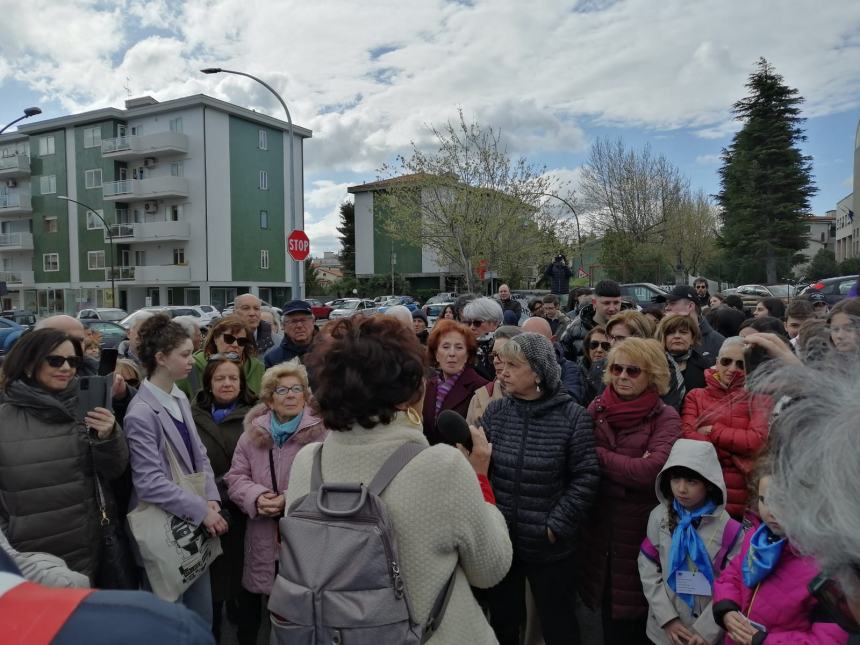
[328,299,377,319]
[119,305,216,329]
[76,308,128,322]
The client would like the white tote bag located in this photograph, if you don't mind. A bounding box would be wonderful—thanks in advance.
[127,438,222,601]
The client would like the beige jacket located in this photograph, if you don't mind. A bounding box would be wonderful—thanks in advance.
[466,381,503,426]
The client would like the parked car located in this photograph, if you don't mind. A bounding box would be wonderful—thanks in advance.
[304,298,333,320]
[0,310,36,328]
[325,298,349,309]
[192,304,222,326]
[328,299,377,320]
[619,283,668,307]
[425,292,460,305]
[799,275,859,306]
[119,305,213,329]
[377,296,419,314]
[0,317,24,355]
[80,320,128,350]
[76,308,128,322]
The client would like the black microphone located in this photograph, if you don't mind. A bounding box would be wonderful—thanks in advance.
[436,410,473,452]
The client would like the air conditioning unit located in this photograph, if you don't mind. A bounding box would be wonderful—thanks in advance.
[143,201,158,213]
[5,179,17,188]
[143,157,157,168]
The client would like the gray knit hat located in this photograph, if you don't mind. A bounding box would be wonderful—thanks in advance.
[511,332,561,391]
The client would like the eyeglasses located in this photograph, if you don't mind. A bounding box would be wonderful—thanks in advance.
[125,378,140,388]
[274,385,305,396]
[589,340,611,351]
[208,352,241,363]
[285,316,314,326]
[609,363,643,378]
[718,357,745,370]
[609,333,629,343]
[221,333,251,347]
[695,285,707,290]
[809,573,860,634]
[461,319,486,328]
[44,355,84,369]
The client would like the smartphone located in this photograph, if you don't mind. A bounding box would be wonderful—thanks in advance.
[76,375,113,422]
[98,347,118,376]
[743,344,769,375]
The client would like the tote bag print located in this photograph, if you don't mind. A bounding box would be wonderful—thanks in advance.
[167,515,219,585]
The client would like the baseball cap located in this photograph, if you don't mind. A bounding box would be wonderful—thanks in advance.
[282,300,313,316]
[808,293,827,305]
[653,285,698,304]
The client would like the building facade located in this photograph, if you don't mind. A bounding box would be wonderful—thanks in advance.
[0,94,310,315]
[798,213,836,265]
[834,194,857,262]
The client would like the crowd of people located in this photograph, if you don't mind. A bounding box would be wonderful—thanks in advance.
[1,281,859,645]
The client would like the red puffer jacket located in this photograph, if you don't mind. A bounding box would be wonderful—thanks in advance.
[681,369,771,518]
[580,389,681,620]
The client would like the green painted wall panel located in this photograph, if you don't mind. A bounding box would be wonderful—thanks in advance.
[372,198,422,274]
[229,116,285,282]
[30,130,69,283]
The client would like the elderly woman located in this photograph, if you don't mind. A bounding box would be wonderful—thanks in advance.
[225,360,326,644]
[179,315,265,399]
[482,333,599,645]
[656,314,709,393]
[681,337,770,519]
[466,325,522,426]
[462,297,504,381]
[279,316,512,644]
[191,354,258,643]
[0,329,127,584]
[580,338,681,644]
[423,319,489,445]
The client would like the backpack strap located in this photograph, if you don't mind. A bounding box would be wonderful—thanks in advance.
[368,442,426,497]
[714,518,742,571]
[422,567,457,643]
[310,443,324,492]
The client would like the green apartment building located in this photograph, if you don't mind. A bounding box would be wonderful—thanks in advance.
[0,94,311,315]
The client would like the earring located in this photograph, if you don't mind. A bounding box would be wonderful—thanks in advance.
[535,382,541,393]
[406,407,422,426]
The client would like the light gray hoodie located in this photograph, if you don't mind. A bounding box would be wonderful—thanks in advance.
[638,439,742,645]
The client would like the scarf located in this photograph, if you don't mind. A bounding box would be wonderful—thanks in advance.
[435,370,463,415]
[211,400,237,424]
[669,349,692,364]
[270,410,303,448]
[597,384,660,429]
[668,499,717,609]
[742,523,787,587]
[5,379,78,423]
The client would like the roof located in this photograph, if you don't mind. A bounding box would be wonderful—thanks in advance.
[347,173,440,194]
[0,93,312,140]
[803,214,835,222]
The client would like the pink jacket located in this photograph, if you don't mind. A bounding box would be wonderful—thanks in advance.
[224,404,327,594]
[713,524,848,644]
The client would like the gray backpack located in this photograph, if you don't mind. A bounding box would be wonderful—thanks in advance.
[268,442,456,644]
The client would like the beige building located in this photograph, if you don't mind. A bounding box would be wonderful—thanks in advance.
[835,193,857,261]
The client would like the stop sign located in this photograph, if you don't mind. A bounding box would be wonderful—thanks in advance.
[287,229,310,261]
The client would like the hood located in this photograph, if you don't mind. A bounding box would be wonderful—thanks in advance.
[655,438,727,511]
[242,401,325,448]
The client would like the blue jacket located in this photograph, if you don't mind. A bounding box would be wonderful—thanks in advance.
[263,332,316,368]
[555,343,585,405]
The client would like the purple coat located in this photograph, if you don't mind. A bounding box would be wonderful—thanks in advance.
[225,403,327,594]
[124,384,220,527]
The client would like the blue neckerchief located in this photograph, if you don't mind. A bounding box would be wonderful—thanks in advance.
[270,410,303,448]
[742,523,786,587]
[668,498,717,609]
[211,401,237,424]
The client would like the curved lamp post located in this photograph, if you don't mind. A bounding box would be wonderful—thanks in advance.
[200,67,301,300]
[57,195,116,307]
[535,192,584,272]
[0,107,42,135]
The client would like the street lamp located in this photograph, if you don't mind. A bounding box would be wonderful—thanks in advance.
[535,192,584,272]
[201,67,301,299]
[57,196,116,307]
[0,107,42,135]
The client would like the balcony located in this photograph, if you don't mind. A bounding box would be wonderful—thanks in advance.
[108,264,190,284]
[104,220,190,244]
[102,176,189,202]
[0,193,32,217]
[0,232,34,251]
[0,270,35,287]
[101,132,188,161]
[0,154,31,179]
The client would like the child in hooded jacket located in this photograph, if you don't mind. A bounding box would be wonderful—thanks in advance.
[712,461,849,644]
[639,439,743,645]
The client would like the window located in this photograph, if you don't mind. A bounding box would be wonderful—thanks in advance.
[168,204,182,221]
[169,161,183,177]
[260,249,269,269]
[258,129,268,150]
[43,216,58,233]
[85,168,103,189]
[260,210,269,229]
[38,136,55,156]
[173,248,186,265]
[43,253,59,272]
[169,117,183,133]
[87,250,106,270]
[259,170,268,190]
[86,210,104,230]
[83,127,101,148]
[40,175,57,195]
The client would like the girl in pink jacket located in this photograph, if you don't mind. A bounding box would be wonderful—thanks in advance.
[712,466,848,644]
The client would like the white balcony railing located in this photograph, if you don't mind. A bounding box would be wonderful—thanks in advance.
[107,266,136,281]
[101,136,132,153]
[0,193,32,213]
[0,270,34,285]
[106,264,190,283]
[104,220,190,244]
[0,232,34,250]
[101,132,188,160]
[0,154,31,175]
[103,176,189,201]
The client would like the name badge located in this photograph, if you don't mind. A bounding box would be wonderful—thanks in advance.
[674,570,712,596]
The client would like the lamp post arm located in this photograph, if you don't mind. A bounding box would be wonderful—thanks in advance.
[57,196,116,306]
[0,114,28,135]
[532,192,584,271]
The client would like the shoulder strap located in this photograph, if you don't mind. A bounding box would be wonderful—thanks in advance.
[639,536,660,564]
[714,518,742,571]
[422,567,457,642]
[310,443,324,491]
[368,442,426,497]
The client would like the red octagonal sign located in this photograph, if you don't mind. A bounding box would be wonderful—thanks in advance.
[287,229,310,262]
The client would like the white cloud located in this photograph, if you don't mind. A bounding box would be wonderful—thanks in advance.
[304,180,353,255]
[843,175,854,190]
[696,154,722,165]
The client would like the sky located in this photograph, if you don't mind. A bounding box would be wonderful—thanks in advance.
[1,0,859,256]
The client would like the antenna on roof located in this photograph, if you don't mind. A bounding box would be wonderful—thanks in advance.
[124,77,132,97]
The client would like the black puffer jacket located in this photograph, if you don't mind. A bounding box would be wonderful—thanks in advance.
[482,388,599,563]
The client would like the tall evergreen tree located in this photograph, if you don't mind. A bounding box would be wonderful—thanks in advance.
[337,201,356,276]
[717,58,816,284]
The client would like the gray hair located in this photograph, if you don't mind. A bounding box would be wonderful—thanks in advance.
[493,325,523,341]
[718,336,745,356]
[751,358,860,595]
[172,315,200,337]
[384,305,413,327]
[462,297,503,325]
[126,309,155,330]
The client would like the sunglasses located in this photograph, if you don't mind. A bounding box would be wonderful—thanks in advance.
[125,378,140,388]
[461,319,486,328]
[609,334,630,343]
[609,363,643,378]
[809,573,860,634]
[274,385,305,396]
[208,352,241,363]
[221,333,251,347]
[44,355,84,369]
[589,340,611,351]
[718,357,745,370]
